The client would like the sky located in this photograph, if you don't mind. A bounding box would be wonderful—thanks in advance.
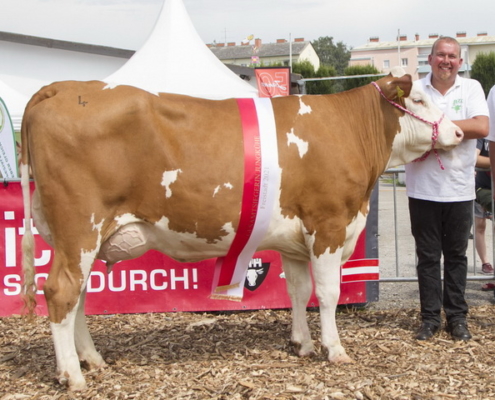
[1,0,494,50]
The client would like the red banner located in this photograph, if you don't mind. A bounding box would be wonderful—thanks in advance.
[255,67,290,98]
[0,182,377,317]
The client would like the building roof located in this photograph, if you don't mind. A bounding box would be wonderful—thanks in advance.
[209,40,311,60]
[352,35,495,52]
[0,31,134,58]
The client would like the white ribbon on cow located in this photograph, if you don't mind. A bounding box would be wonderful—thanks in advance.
[211,98,279,301]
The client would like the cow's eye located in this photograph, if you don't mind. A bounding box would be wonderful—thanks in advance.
[412,98,424,105]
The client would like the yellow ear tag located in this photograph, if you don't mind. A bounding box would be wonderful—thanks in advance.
[397,86,404,99]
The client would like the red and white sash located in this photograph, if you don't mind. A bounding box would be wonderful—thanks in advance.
[211,98,279,301]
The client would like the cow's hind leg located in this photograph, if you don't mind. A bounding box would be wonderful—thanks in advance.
[281,255,315,357]
[312,249,353,363]
[75,288,106,370]
[45,249,98,390]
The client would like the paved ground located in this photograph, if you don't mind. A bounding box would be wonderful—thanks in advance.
[368,177,495,310]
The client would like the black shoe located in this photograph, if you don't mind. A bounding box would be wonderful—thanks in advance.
[447,322,472,341]
[415,322,439,340]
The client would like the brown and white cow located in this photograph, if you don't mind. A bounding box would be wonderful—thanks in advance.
[20,68,463,390]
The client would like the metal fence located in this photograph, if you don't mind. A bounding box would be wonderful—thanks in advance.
[378,168,494,283]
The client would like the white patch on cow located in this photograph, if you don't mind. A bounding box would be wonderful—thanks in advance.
[311,246,351,362]
[115,213,141,226]
[212,183,234,197]
[51,308,87,389]
[287,129,309,158]
[342,211,368,263]
[80,215,104,284]
[161,169,182,198]
[298,97,312,115]
[151,216,236,260]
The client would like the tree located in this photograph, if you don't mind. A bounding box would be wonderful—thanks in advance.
[311,36,351,76]
[471,52,495,97]
[342,65,382,91]
[292,60,337,94]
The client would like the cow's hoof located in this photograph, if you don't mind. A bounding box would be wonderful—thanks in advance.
[80,358,107,371]
[323,345,354,364]
[330,354,354,364]
[57,371,87,391]
[291,340,315,357]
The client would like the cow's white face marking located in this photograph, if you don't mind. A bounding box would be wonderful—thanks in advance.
[287,129,309,158]
[298,97,312,115]
[161,169,182,198]
[387,84,462,168]
[213,182,234,197]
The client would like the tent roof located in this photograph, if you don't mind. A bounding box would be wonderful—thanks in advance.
[104,0,258,100]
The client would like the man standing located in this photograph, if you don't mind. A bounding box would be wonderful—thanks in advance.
[405,36,489,341]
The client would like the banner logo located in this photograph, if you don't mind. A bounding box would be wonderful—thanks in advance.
[244,258,270,291]
[255,67,291,98]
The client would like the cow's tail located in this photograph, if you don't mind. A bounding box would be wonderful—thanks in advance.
[21,161,36,318]
[20,91,46,318]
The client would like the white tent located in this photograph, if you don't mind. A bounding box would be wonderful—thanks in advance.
[0,80,29,131]
[105,0,258,99]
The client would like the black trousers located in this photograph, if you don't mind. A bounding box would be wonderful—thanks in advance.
[409,198,472,327]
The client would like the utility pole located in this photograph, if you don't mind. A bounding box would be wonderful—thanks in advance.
[398,29,401,67]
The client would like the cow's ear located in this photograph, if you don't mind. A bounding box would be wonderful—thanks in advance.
[379,74,413,101]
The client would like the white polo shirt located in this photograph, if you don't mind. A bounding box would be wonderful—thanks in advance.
[486,86,495,142]
[405,73,489,202]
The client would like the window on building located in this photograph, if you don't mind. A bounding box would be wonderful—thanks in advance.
[401,58,408,67]
[383,60,390,69]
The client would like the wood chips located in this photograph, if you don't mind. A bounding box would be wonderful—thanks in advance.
[1,305,495,399]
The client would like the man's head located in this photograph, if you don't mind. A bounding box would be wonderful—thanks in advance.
[428,36,463,85]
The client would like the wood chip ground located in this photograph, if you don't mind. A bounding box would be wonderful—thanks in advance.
[1,305,495,399]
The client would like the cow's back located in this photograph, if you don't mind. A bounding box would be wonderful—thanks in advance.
[22,81,249,248]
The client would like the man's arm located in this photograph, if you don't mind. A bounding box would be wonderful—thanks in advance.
[489,142,495,200]
[454,115,489,140]
[476,152,490,169]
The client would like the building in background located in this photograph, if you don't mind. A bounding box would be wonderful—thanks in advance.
[209,38,320,71]
[350,32,495,80]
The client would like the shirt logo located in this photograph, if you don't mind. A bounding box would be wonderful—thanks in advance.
[452,99,463,113]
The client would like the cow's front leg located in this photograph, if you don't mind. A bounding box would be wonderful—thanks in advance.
[312,249,353,363]
[75,288,106,370]
[281,255,315,356]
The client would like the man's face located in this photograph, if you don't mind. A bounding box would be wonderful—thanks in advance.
[428,40,463,82]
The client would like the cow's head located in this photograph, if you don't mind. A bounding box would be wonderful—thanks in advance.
[376,67,464,168]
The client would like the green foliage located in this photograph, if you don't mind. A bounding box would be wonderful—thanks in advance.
[342,65,382,91]
[471,52,495,97]
[309,64,337,94]
[292,60,315,78]
[292,60,337,94]
[311,36,351,76]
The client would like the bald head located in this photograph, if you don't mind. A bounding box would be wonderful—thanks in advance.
[431,36,461,58]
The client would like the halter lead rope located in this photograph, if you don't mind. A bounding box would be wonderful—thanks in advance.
[371,81,445,170]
